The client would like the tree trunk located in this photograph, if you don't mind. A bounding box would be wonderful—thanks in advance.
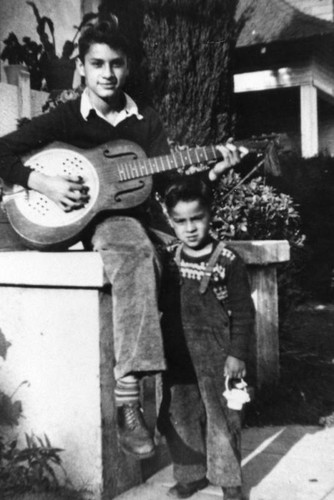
[99,0,239,145]
[142,0,239,145]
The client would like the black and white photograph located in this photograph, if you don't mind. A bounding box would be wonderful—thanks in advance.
[0,1,333,499]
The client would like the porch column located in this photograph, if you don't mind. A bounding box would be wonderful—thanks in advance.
[300,84,318,158]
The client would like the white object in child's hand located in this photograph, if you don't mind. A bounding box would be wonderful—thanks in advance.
[223,376,251,410]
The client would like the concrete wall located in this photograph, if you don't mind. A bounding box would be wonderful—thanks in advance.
[0,83,20,136]
[0,252,106,498]
[0,82,48,136]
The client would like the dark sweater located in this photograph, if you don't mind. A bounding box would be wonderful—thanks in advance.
[0,96,170,188]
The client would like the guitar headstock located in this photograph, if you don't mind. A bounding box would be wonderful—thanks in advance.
[235,133,291,157]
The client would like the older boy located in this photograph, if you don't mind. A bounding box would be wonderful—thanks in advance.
[0,20,239,459]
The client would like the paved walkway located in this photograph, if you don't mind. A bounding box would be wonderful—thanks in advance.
[115,425,334,500]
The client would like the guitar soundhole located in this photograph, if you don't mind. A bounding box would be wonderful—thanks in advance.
[103,148,138,161]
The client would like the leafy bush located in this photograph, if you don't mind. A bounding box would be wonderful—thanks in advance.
[211,170,302,242]
[211,170,308,317]
[0,434,63,496]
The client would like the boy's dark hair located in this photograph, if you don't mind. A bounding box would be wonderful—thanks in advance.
[78,20,131,62]
[164,176,213,214]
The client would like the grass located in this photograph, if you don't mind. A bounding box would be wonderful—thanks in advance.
[244,306,334,427]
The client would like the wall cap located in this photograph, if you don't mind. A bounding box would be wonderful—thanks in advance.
[227,240,290,265]
[0,251,105,288]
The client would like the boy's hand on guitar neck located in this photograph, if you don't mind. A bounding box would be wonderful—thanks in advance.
[28,171,90,212]
[208,139,247,182]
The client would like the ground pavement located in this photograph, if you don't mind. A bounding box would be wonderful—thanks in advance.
[115,425,334,500]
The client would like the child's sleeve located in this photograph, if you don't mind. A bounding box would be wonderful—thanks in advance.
[224,250,255,361]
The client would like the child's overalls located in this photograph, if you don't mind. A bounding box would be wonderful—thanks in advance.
[158,243,242,488]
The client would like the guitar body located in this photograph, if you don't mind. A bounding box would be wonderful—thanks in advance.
[2,135,272,250]
[3,140,152,250]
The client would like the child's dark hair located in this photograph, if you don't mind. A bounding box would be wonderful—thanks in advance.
[78,20,131,62]
[164,176,213,214]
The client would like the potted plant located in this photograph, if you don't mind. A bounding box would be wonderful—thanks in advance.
[26,1,98,92]
[1,2,98,92]
[0,32,29,85]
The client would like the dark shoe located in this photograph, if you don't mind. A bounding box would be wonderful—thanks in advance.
[168,478,209,498]
[222,486,243,500]
[117,403,155,459]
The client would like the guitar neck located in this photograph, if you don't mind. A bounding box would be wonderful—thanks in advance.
[116,145,220,182]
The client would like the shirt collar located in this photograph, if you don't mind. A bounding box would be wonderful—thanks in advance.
[80,88,143,126]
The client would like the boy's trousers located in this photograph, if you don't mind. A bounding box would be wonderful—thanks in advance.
[90,215,169,380]
[158,274,242,487]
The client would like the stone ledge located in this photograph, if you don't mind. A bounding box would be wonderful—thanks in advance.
[0,251,105,288]
[227,240,290,265]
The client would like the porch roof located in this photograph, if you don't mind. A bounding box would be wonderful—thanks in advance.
[237,0,334,47]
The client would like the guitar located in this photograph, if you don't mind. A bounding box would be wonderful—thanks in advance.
[1,138,269,250]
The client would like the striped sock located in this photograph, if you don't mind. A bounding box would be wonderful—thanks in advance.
[115,375,140,407]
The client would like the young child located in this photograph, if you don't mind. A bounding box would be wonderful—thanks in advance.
[159,177,254,500]
[0,20,240,460]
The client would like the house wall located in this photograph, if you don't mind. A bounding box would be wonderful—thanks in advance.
[319,119,334,154]
[286,0,334,21]
[0,82,48,136]
[235,87,334,157]
[318,96,334,154]
[235,87,302,154]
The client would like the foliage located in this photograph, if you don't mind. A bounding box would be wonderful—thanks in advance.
[0,3,98,91]
[0,391,22,427]
[0,434,64,496]
[210,169,307,316]
[41,86,84,113]
[98,0,255,145]
[0,33,28,65]
[211,169,302,242]
[267,152,334,302]
[142,0,239,145]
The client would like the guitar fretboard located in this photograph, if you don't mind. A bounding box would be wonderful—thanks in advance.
[116,145,221,182]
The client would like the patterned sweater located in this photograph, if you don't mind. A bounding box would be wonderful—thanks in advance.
[162,239,255,361]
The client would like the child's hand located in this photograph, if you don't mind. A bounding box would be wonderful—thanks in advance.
[224,355,246,379]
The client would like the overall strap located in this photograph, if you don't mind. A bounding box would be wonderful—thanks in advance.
[174,243,183,267]
[173,243,184,285]
[199,241,226,295]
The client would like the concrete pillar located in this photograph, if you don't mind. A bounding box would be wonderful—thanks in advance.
[300,84,319,158]
[228,240,290,388]
[0,251,141,500]
[17,68,31,119]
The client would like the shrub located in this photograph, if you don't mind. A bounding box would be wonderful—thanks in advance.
[211,169,307,318]
[0,434,63,496]
[211,169,302,242]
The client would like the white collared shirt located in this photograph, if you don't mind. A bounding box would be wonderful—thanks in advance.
[80,88,143,127]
